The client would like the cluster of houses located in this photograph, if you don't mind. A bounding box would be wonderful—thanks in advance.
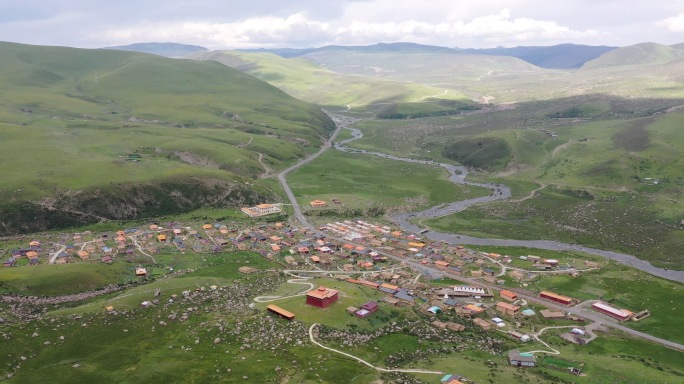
[3,216,656,378]
[2,222,260,267]
[4,241,43,267]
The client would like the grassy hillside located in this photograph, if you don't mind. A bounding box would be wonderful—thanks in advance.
[582,42,684,69]
[0,42,334,233]
[187,50,462,108]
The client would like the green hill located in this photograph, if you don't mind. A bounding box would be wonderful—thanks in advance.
[187,50,464,108]
[582,42,684,69]
[0,41,334,233]
[457,43,616,69]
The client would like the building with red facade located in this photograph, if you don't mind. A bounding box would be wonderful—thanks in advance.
[539,290,573,305]
[306,287,339,308]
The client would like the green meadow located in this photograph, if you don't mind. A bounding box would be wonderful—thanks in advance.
[286,150,491,214]
[0,263,131,296]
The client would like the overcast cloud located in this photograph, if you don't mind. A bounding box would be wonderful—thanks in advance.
[0,0,683,49]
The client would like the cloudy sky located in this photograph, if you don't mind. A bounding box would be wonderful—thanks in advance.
[1,0,683,49]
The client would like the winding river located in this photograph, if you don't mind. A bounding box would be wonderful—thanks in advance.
[330,114,684,284]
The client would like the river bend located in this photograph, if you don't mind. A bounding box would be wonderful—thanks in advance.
[330,115,684,283]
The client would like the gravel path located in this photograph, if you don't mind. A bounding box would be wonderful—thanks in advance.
[308,323,444,375]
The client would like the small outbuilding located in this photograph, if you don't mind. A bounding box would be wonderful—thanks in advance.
[508,350,536,367]
[267,304,295,320]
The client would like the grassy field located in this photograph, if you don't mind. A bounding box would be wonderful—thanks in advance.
[3,309,378,384]
[287,150,491,215]
[0,263,131,296]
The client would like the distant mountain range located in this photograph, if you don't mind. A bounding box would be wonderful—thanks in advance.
[107,41,684,70]
[240,42,616,69]
[104,42,208,58]
[105,41,615,69]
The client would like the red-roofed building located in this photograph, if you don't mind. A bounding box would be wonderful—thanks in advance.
[267,304,295,320]
[306,287,339,308]
[357,279,380,289]
[496,301,521,316]
[355,301,379,318]
[592,301,633,321]
[540,290,573,305]
[500,290,518,302]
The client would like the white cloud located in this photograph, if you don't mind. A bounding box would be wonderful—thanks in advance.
[656,13,684,32]
[0,0,682,48]
[98,9,598,48]
[336,9,598,46]
[98,12,332,48]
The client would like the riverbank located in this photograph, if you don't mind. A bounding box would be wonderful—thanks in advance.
[327,113,684,283]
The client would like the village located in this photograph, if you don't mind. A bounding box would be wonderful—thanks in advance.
[0,201,656,382]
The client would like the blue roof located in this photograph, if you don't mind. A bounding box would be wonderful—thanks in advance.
[394,290,414,302]
[441,374,462,382]
[444,298,459,306]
